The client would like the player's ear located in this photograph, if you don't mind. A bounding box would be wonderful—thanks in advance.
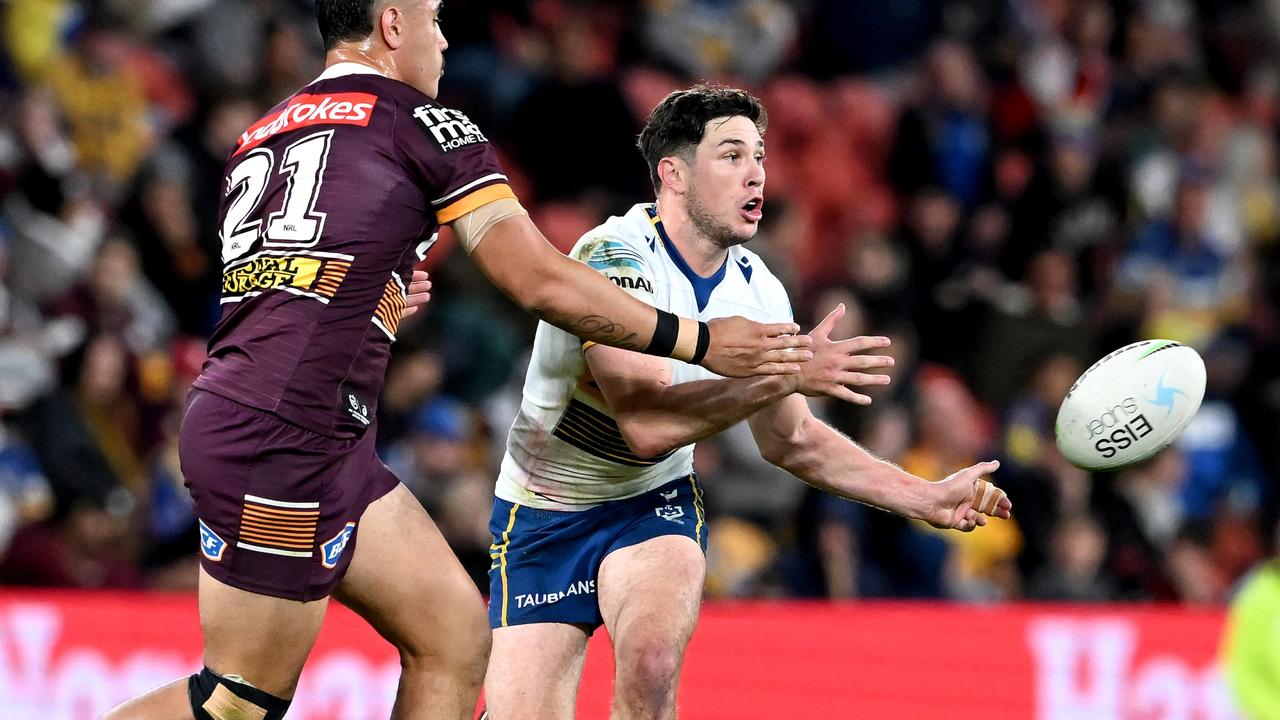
[380,6,404,50]
[658,157,686,195]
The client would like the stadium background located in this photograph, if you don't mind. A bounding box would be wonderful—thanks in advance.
[0,0,1276,717]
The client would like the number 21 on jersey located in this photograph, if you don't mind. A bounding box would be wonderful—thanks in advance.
[221,130,334,263]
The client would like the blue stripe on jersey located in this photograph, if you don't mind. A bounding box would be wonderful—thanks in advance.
[551,398,675,467]
[645,206,726,312]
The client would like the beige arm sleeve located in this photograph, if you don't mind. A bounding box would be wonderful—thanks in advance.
[449,197,529,254]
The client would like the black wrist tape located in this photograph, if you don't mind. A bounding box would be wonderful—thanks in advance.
[643,309,679,358]
[690,321,711,366]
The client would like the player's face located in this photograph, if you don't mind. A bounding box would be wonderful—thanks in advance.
[685,115,766,248]
[399,0,448,97]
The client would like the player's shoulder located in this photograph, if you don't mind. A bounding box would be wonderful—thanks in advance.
[309,67,488,148]
[728,245,785,294]
[569,204,657,263]
[234,70,392,155]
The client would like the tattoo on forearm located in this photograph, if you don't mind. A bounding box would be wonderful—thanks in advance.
[571,314,641,350]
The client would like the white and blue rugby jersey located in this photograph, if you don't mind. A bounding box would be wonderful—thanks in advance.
[496,203,793,510]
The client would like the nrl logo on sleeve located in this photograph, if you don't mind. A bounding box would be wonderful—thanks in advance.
[321,522,357,569]
[412,104,488,152]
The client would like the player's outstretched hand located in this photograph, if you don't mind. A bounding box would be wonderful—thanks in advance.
[925,460,1012,532]
[702,316,813,377]
[793,304,893,405]
[402,270,432,319]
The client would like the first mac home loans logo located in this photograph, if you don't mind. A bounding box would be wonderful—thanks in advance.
[412,105,488,152]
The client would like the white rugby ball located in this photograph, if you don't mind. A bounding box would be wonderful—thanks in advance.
[1054,339,1206,471]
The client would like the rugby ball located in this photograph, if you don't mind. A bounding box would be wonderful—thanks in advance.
[1054,340,1206,471]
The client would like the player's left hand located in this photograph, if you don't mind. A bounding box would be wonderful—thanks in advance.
[702,315,813,377]
[924,460,1012,532]
[402,270,432,318]
[793,303,894,405]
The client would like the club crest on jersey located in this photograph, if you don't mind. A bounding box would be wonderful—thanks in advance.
[321,522,357,569]
[199,519,227,562]
[656,505,685,523]
[412,104,487,152]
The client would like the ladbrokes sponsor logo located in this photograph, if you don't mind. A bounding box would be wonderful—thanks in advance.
[411,104,488,152]
[222,251,352,302]
[235,92,377,155]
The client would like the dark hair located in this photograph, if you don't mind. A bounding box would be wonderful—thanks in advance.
[637,84,767,194]
[316,0,378,50]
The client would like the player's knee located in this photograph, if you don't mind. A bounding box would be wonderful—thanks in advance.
[400,589,489,679]
[188,667,291,720]
[617,639,682,691]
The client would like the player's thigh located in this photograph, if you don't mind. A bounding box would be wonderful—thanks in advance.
[334,482,488,664]
[485,623,591,720]
[199,565,329,698]
[598,535,706,662]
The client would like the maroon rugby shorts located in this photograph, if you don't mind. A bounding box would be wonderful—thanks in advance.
[180,389,399,601]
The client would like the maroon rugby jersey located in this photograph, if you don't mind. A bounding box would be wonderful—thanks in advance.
[194,64,514,437]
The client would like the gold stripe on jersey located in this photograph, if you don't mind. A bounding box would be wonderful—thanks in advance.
[551,398,675,467]
[316,260,351,297]
[436,183,516,224]
[374,277,407,337]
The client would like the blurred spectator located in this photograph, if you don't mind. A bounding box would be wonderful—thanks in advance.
[797,403,950,599]
[1027,515,1115,601]
[502,4,647,208]
[972,249,1092,408]
[903,367,1022,601]
[888,40,993,208]
[0,486,140,588]
[118,145,218,335]
[4,88,106,303]
[384,397,491,588]
[1095,450,1189,600]
[1003,119,1122,284]
[704,515,778,598]
[1176,334,1268,520]
[52,233,176,354]
[798,0,940,76]
[1121,168,1241,346]
[43,16,156,193]
[0,420,53,556]
[997,352,1091,579]
[641,0,797,82]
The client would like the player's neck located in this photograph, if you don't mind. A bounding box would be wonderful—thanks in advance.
[326,47,397,80]
[654,199,729,277]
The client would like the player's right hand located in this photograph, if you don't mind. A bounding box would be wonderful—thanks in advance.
[793,304,894,405]
[701,316,813,378]
[924,460,1012,532]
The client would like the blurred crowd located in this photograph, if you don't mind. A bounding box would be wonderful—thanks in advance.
[0,0,1278,605]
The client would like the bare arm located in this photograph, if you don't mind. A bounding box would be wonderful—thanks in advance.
[586,344,795,458]
[748,395,1011,531]
[587,304,896,458]
[466,213,810,376]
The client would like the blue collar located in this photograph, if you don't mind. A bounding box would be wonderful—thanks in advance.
[645,206,726,312]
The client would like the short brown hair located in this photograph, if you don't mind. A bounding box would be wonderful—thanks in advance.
[637,84,767,194]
